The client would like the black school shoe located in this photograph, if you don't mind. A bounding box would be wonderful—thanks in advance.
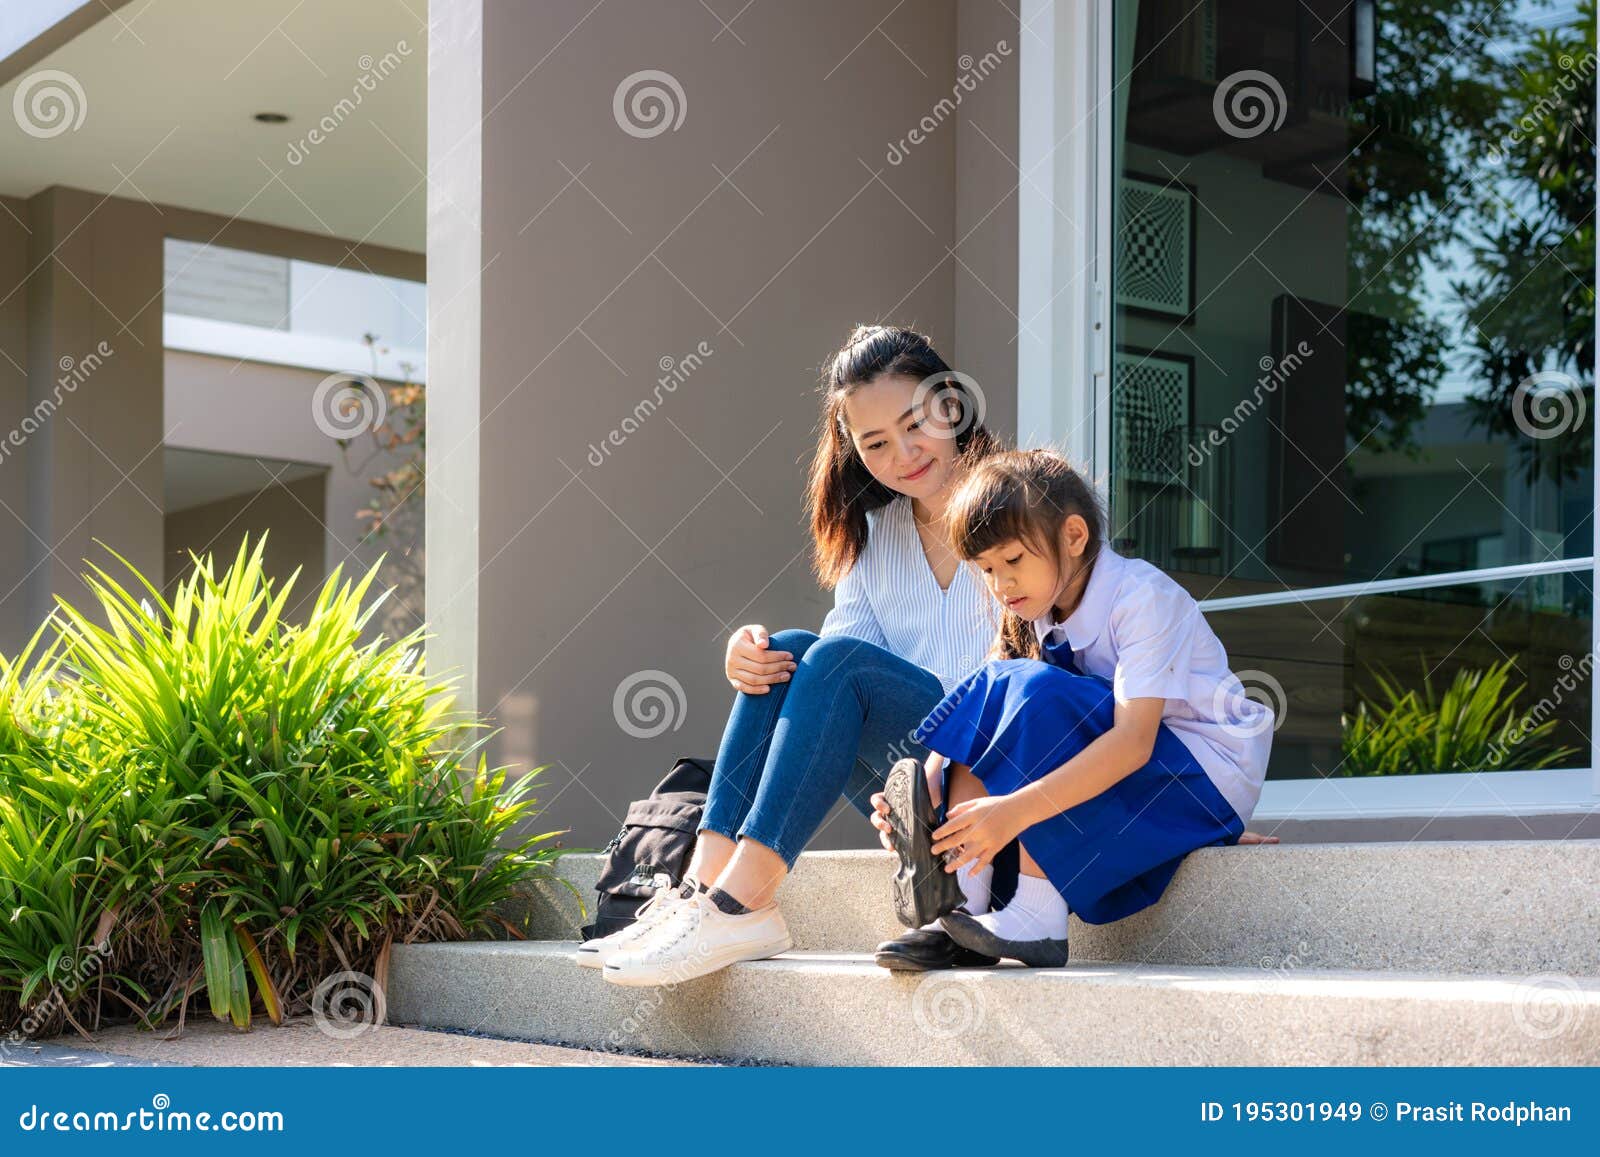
[940,909,1070,968]
[883,758,964,928]
[874,925,1000,971]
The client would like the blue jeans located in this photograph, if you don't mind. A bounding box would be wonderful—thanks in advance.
[698,629,946,867]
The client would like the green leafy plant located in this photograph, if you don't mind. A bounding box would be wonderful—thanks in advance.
[1339,656,1580,776]
[0,537,561,1039]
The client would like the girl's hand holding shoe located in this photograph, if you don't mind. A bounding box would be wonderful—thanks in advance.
[932,794,1029,873]
[869,753,948,852]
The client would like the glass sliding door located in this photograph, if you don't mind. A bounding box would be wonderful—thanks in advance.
[1108,0,1596,792]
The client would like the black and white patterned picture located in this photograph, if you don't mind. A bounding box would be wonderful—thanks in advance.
[1112,348,1193,485]
[1115,174,1196,321]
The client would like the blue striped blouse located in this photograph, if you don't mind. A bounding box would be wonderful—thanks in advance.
[818,496,999,693]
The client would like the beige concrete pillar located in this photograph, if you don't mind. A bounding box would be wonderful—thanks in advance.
[427,0,997,847]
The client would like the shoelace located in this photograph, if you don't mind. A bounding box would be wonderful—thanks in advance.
[644,897,703,955]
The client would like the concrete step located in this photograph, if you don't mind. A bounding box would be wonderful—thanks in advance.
[502,840,1600,975]
[387,941,1600,1066]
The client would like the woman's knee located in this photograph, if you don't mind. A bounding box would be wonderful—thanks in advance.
[798,632,879,675]
[768,628,819,659]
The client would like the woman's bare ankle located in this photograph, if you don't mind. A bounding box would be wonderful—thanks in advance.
[713,837,789,909]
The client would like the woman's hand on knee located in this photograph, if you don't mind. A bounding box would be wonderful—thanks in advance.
[725,624,797,694]
[869,791,894,851]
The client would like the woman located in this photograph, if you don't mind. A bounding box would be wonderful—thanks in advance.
[584,325,1275,987]
[585,324,1001,985]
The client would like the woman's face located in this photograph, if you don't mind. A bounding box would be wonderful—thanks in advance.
[969,515,1092,621]
[841,374,963,502]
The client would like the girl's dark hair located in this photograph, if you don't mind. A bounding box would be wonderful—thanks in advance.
[807,324,998,586]
[944,448,1107,660]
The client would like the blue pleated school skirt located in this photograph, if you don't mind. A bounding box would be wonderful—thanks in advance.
[914,658,1244,924]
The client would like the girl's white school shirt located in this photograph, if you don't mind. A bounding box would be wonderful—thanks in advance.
[1031,542,1274,825]
[819,496,997,694]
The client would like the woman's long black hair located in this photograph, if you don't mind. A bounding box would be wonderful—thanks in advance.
[806,324,997,586]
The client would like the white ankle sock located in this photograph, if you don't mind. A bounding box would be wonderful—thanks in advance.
[956,861,993,915]
[973,873,1068,941]
[918,862,994,932]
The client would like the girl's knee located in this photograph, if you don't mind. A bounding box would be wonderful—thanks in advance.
[945,760,987,805]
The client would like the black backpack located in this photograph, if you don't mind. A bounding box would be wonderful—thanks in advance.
[579,757,714,940]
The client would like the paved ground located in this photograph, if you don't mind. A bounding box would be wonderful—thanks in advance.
[6,1018,699,1067]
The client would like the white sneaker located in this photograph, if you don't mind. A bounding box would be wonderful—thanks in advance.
[602,892,791,987]
[573,883,692,969]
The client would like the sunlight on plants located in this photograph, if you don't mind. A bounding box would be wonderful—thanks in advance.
[0,537,562,1040]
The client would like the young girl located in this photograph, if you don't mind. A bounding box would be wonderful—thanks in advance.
[873,448,1276,966]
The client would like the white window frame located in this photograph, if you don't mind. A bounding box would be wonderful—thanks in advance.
[1016,1,1600,820]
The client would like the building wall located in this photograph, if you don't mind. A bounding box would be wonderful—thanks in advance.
[22,187,164,639]
[0,187,423,655]
[432,0,1024,850]
[164,471,329,621]
[0,196,29,657]
[954,0,1020,441]
[165,351,423,637]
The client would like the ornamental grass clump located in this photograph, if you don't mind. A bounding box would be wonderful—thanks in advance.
[0,538,560,1040]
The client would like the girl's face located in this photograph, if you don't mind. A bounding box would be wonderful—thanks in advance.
[841,374,963,502]
[969,515,1092,621]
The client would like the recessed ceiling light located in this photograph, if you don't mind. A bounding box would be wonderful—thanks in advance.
[253,112,289,124]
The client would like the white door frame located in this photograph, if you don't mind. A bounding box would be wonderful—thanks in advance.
[1015,2,1600,822]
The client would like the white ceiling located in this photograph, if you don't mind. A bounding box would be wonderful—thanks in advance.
[0,0,426,251]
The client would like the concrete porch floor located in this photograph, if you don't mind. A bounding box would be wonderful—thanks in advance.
[10,1018,702,1068]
